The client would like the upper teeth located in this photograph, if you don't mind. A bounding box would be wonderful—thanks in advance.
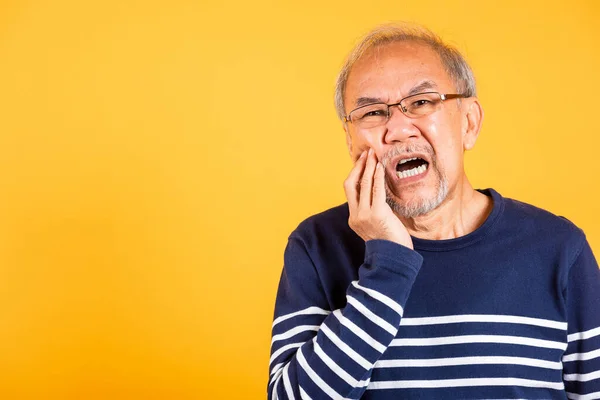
[397,163,428,179]
[399,157,418,165]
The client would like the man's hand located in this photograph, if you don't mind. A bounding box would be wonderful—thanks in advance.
[344,148,414,249]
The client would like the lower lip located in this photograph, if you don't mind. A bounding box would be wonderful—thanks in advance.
[392,165,430,185]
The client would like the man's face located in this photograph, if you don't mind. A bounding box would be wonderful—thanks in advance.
[343,41,475,218]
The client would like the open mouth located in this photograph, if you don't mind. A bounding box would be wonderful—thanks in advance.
[396,157,429,180]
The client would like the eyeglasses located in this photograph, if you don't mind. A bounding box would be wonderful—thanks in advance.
[344,92,467,129]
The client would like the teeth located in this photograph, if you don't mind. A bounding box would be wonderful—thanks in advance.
[399,157,418,165]
[396,164,428,179]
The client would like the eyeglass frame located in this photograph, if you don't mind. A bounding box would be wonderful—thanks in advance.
[343,92,468,125]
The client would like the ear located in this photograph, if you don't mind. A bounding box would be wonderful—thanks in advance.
[343,123,353,156]
[462,98,484,151]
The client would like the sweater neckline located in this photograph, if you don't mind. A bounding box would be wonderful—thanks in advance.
[411,188,504,252]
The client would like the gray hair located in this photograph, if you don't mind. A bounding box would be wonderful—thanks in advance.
[334,23,477,121]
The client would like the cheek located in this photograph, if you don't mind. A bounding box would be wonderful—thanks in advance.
[436,140,465,180]
[349,129,382,156]
[422,118,463,172]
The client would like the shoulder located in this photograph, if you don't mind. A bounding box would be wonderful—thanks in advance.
[286,203,363,268]
[498,190,586,252]
[290,203,352,244]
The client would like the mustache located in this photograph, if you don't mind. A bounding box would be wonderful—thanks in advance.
[381,144,435,168]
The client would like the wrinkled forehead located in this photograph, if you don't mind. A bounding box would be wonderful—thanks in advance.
[344,41,453,110]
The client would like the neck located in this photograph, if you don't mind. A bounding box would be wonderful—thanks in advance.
[399,176,493,241]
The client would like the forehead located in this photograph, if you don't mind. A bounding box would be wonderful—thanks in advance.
[344,41,453,109]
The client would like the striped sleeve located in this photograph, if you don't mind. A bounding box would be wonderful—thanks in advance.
[563,238,600,400]
[268,237,422,400]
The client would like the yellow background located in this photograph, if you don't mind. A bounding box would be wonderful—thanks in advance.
[0,0,598,399]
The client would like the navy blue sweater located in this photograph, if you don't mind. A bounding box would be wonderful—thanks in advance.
[268,189,600,399]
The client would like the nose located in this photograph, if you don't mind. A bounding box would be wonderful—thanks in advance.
[383,105,421,144]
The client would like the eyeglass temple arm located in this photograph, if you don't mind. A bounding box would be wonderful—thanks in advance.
[442,94,467,101]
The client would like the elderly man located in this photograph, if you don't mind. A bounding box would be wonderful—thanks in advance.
[268,24,600,400]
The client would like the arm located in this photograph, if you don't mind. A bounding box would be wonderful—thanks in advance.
[268,149,420,399]
[268,237,422,399]
[562,237,600,399]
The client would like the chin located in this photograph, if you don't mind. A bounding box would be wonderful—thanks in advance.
[386,180,449,219]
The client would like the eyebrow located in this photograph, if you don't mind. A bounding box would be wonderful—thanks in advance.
[408,80,438,96]
[353,80,439,109]
[355,96,382,108]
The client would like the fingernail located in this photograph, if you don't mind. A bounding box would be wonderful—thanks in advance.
[360,150,366,158]
[368,148,373,156]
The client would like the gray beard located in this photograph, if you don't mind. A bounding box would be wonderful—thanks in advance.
[385,171,448,218]
[382,145,449,219]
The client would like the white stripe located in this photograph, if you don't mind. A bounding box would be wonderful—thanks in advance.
[299,386,312,400]
[269,363,285,386]
[297,347,347,400]
[320,323,372,370]
[272,325,320,345]
[273,307,330,328]
[564,370,600,382]
[567,391,600,400]
[368,377,564,390]
[375,355,562,370]
[313,339,370,388]
[347,296,397,335]
[401,314,567,330]
[272,373,283,400]
[282,363,295,400]
[563,348,600,362]
[270,362,284,376]
[270,342,303,366]
[270,365,285,388]
[568,326,600,342]
[351,281,403,316]
[390,334,566,350]
[333,310,386,353]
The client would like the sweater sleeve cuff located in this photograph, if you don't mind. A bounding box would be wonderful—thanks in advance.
[365,239,423,274]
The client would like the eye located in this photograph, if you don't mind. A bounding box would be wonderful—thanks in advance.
[354,106,388,121]
[411,99,432,108]
[362,109,386,118]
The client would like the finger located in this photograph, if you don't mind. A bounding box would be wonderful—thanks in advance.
[344,150,367,211]
[358,148,377,210]
[373,162,387,207]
